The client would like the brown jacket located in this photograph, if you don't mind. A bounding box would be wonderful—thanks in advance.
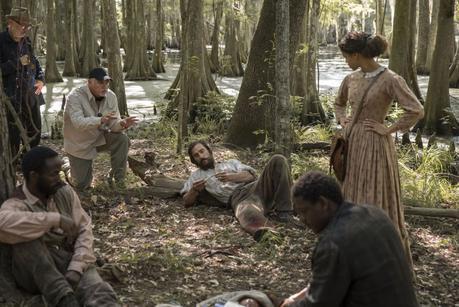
[0,184,96,274]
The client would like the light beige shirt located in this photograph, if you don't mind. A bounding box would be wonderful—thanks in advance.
[0,184,96,274]
[63,85,124,160]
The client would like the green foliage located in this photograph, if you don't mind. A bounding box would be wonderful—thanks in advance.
[192,92,235,135]
[398,145,459,208]
[293,124,333,144]
[290,153,329,180]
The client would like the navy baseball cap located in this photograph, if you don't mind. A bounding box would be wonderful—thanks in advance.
[88,68,112,81]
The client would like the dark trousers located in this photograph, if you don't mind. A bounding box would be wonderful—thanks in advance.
[198,155,293,236]
[230,154,293,213]
[7,92,42,160]
[11,240,119,307]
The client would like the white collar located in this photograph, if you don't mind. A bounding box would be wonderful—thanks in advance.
[362,66,386,79]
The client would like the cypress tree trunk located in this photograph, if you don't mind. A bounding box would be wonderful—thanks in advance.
[423,0,459,135]
[125,0,157,80]
[274,0,291,157]
[301,0,327,125]
[165,0,219,107]
[389,0,422,100]
[45,0,63,83]
[220,6,244,77]
[63,0,77,76]
[225,0,307,148]
[425,0,440,74]
[209,0,223,73]
[0,69,20,305]
[102,0,128,116]
[80,0,98,77]
[449,46,459,88]
[415,0,430,75]
[152,0,166,73]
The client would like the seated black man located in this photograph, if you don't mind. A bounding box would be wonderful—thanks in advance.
[0,146,119,307]
[181,140,295,239]
[281,171,418,307]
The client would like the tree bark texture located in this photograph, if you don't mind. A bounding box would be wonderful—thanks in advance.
[45,0,63,83]
[423,0,459,135]
[388,0,422,100]
[102,0,128,116]
[62,0,77,76]
[449,45,459,88]
[80,0,99,77]
[165,0,219,110]
[415,0,430,75]
[274,0,291,157]
[125,0,157,80]
[301,0,327,125]
[0,69,20,305]
[153,0,166,73]
[426,0,440,74]
[209,0,223,73]
[221,5,244,77]
[225,0,307,148]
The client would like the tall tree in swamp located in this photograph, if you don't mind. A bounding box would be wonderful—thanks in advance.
[0,1,12,30]
[153,0,166,73]
[422,0,459,135]
[301,0,327,125]
[165,0,219,107]
[389,0,421,100]
[125,0,157,80]
[102,0,128,116]
[209,0,223,73]
[375,0,386,35]
[45,0,63,82]
[55,0,66,61]
[415,0,429,75]
[79,0,98,77]
[225,0,307,148]
[220,2,244,77]
[425,0,440,74]
[0,71,20,305]
[274,0,290,156]
[389,0,422,144]
[176,0,213,151]
[62,0,77,76]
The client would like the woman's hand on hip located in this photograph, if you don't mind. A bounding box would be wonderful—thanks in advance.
[363,119,389,135]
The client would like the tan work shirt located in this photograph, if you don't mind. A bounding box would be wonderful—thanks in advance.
[0,184,96,274]
[64,85,124,160]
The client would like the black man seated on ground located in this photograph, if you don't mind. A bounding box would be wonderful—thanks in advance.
[0,146,119,307]
[180,140,296,240]
[63,67,138,191]
[280,171,418,307]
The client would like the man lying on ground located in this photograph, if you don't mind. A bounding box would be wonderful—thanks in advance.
[181,140,296,239]
[0,146,119,307]
[281,171,418,307]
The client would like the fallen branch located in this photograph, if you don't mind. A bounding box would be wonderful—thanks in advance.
[404,206,459,219]
[128,156,184,198]
[294,142,331,151]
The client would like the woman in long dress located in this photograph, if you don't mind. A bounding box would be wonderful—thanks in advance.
[335,31,424,264]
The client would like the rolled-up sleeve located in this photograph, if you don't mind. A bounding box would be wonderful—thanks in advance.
[292,240,350,307]
[0,201,61,244]
[67,189,96,274]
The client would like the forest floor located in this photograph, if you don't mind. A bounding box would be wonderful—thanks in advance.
[43,138,458,307]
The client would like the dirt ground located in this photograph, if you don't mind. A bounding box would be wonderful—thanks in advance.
[44,138,458,307]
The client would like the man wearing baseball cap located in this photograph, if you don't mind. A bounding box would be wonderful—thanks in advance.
[0,7,45,160]
[63,67,137,191]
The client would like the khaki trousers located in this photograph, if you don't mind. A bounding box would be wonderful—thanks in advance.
[68,132,129,190]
